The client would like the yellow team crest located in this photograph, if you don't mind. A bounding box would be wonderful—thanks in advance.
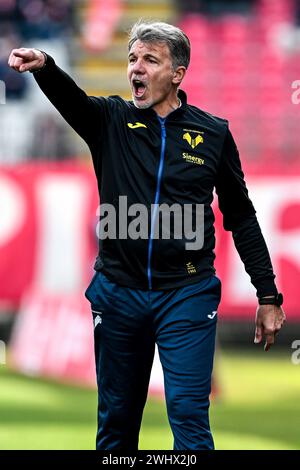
[183,132,204,149]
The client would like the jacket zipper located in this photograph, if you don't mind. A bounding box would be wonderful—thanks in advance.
[147,117,166,290]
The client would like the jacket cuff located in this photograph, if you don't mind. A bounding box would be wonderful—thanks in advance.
[30,51,54,74]
[255,278,278,298]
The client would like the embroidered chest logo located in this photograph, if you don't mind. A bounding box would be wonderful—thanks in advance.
[182,153,205,165]
[127,122,147,129]
[183,129,204,149]
[186,262,197,274]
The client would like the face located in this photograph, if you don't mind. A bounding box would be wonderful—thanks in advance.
[127,40,182,112]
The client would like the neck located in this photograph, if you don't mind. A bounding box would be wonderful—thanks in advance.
[153,95,181,118]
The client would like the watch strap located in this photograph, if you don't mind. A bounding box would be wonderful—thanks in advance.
[258,293,283,306]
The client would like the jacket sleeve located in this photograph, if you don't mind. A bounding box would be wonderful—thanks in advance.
[32,53,109,146]
[215,128,278,297]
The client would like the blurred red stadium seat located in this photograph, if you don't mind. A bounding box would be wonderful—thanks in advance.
[180,0,300,166]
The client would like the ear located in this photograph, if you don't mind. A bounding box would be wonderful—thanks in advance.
[172,66,186,86]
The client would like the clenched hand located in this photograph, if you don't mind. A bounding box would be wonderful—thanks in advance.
[8,48,46,73]
[254,304,286,351]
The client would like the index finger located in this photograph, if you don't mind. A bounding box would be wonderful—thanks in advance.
[12,49,33,60]
[264,333,275,352]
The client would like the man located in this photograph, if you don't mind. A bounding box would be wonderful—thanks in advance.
[8,21,285,450]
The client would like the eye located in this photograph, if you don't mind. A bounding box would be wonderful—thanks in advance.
[128,57,136,64]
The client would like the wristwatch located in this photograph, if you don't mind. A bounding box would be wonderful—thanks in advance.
[258,292,283,306]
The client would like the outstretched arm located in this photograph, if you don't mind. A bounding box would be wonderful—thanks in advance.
[8,48,106,145]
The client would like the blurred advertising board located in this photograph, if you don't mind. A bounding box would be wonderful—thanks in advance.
[0,162,299,319]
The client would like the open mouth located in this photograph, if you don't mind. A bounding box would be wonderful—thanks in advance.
[132,79,146,99]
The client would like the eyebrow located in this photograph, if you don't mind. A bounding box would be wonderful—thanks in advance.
[128,52,160,61]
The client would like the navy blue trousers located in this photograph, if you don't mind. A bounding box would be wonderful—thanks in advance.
[85,272,221,450]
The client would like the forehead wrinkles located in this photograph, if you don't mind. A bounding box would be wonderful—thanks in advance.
[129,40,171,59]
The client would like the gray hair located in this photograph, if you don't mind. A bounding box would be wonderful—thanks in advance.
[128,20,190,70]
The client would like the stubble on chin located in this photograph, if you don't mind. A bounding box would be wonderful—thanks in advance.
[132,96,152,109]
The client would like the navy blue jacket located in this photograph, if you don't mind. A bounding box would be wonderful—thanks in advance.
[34,54,277,296]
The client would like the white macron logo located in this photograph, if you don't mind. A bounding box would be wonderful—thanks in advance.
[207,311,217,319]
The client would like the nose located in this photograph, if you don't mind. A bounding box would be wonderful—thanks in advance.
[131,58,146,75]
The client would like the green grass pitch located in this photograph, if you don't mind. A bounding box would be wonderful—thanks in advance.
[0,349,299,450]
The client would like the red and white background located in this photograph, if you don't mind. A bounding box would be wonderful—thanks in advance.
[0,162,299,390]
